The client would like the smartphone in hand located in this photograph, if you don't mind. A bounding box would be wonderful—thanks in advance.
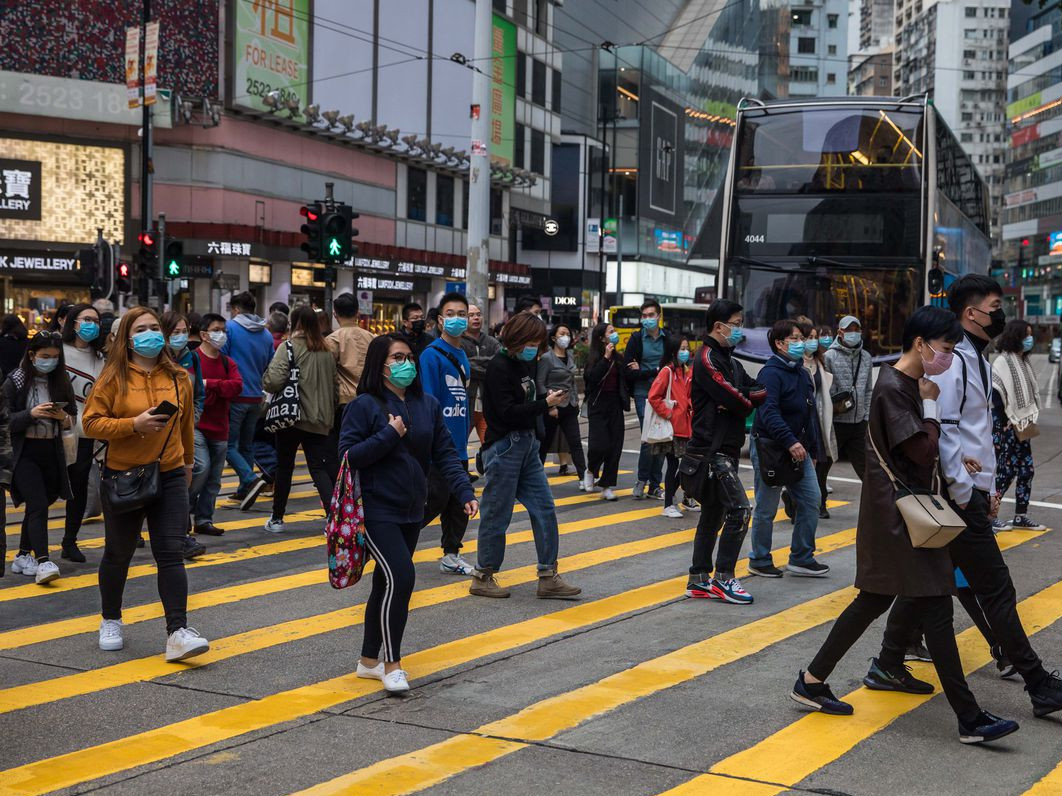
[151,400,178,417]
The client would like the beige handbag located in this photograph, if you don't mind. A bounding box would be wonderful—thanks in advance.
[867,428,965,549]
[1015,422,1040,442]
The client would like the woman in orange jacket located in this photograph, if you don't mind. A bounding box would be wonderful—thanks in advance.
[83,307,209,663]
[648,336,693,519]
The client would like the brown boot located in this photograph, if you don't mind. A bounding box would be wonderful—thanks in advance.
[537,567,582,600]
[469,568,511,598]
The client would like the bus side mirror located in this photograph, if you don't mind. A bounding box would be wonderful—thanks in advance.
[928,267,944,297]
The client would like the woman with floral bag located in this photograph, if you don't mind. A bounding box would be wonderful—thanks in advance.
[338,334,476,693]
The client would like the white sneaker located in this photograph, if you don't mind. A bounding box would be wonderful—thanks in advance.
[602,487,617,501]
[662,504,684,519]
[382,668,410,693]
[356,660,385,680]
[582,471,598,492]
[99,619,124,651]
[165,627,210,662]
[439,553,476,575]
[34,560,60,584]
[11,553,38,577]
[264,517,285,533]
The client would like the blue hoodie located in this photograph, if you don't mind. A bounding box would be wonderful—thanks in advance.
[222,313,274,403]
[339,389,474,524]
[752,354,822,459]
[419,337,471,461]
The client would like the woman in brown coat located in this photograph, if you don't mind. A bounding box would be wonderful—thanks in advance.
[789,306,1019,745]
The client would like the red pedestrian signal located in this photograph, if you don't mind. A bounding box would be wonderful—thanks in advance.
[116,262,132,294]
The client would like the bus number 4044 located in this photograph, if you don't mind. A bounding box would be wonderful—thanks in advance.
[744,234,765,243]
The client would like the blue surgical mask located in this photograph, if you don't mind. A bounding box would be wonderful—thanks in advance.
[608,332,620,345]
[843,331,862,347]
[131,329,166,358]
[168,333,188,352]
[820,335,834,348]
[786,341,806,359]
[442,316,468,337]
[677,349,690,364]
[804,339,819,354]
[387,360,417,388]
[1023,335,1034,352]
[519,345,539,361]
[641,317,659,331]
[76,321,99,342]
[33,356,59,374]
[725,324,743,347]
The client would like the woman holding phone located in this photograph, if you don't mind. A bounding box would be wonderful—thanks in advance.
[83,307,208,661]
[6,331,77,584]
[583,322,630,501]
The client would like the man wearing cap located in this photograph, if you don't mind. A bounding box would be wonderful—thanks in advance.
[823,315,873,480]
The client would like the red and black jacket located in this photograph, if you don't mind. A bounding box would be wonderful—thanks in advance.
[690,337,766,457]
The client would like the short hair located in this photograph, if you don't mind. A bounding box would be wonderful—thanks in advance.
[402,302,423,321]
[200,312,226,330]
[230,291,257,313]
[436,291,469,314]
[515,295,542,312]
[948,274,1003,315]
[266,311,289,335]
[768,318,799,348]
[640,298,661,314]
[996,318,1032,355]
[707,299,742,328]
[902,306,963,351]
[794,316,814,339]
[333,293,358,319]
[269,301,290,316]
[500,310,547,351]
[548,323,571,345]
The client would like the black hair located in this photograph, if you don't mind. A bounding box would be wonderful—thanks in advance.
[707,299,742,330]
[996,318,1032,356]
[269,301,290,316]
[436,291,469,314]
[402,302,423,321]
[1,314,27,340]
[585,322,611,372]
[20,330,77,408]
[357,333,422,398]
[901,305,963,351]
[333,292,358,319]
[768,318,800,349]
[200,312,226,330]
[640,298,661,314]
[230,291,257,314]
[516,295,542,312]
[548,322,572,346]
[665,334,690,368]
[947,274,1003,315]
[60,303,102,349]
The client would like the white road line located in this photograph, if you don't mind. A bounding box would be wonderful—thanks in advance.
[1047,366,1057,410]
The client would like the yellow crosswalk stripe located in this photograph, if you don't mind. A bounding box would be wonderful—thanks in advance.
[0,526,862,795]
[286,529,1046,796]
[1024,759,1062,794]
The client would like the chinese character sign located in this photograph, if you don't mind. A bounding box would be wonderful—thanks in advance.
[490,14,516,165]
[143,21,160,106]
[234,0,312,114]
[125,26,140,109]
[0,159,42,221]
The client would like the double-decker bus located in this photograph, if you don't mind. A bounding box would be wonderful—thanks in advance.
[718,95,991,364]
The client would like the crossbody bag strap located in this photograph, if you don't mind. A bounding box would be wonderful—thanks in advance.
[155,373,181,464]
[866,421,941,495]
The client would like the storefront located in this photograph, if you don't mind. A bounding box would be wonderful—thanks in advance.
[0,249,92,327]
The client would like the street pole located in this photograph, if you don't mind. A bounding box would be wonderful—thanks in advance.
[323,181,335,315]
[616,193,623,306]
[140,0,152,244]
[466,0,491,320]
[158,212,166,309]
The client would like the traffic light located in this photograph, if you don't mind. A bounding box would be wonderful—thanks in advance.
[116,261,132,294]
[164,240,184,278]
[321,205,355,264]
[76,248,97,286]
[137,229,158,271]
[300,203,323,261]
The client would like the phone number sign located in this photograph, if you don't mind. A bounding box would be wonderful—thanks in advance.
[233,0,312,114]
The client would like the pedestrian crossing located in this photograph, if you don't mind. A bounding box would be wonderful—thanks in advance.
[2,452,1061,796]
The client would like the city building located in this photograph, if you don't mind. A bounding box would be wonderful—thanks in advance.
[785,0,850,99]
[848,46,895,96]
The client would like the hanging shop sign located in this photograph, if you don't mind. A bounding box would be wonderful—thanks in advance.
[0,159,42,220]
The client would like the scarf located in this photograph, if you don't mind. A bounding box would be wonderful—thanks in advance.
[992,351,1039,431]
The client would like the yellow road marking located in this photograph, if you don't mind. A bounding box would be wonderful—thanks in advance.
[0,526,862,794]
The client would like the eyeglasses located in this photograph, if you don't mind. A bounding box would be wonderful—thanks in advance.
[388,353,414,363]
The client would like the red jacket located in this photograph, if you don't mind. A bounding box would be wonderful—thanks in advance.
[195,349,243,441]
[648,364,692,440]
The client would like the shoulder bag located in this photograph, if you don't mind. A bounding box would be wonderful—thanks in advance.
[641,367,675,445]
[101,373,179,515]
[831,353,861,414]
[324,451,369,589]
[867,426,965,548]
[754,434,803,487]
[263,340,301,433]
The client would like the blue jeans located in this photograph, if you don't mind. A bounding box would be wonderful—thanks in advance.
[227,402,262,490]
[634,390,664,489]
[477,430,558,574]
[191,430,229,524]
[748,438,821,568]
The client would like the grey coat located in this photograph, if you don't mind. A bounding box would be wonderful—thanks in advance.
[824,340,873,423]
[537,349,579,408]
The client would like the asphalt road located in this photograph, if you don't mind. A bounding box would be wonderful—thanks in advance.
[4,355,1062,796]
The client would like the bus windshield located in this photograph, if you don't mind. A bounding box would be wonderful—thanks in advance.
[735,107,924,195]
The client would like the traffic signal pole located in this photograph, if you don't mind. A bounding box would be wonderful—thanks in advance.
[323,182,335,315]
[140,0,153,246]
[465,0,491,317]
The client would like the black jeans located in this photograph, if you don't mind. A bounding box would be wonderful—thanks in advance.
[832,421,868,481]
[539,403,587,477]
[664,453,681,507]
[64,437,96,544]
[816,458,831,511]
[271,426,338,520]
[98,468,189,634]
[882,488,1048,689]
[15,438,63,560]
[587,393,624,488]
[362,520,419,662]
[690,453,751,580]
[810,590,981,724]
[423,463,470,555]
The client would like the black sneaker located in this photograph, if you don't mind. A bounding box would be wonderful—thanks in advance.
[787,560,830,577]
[240,477,268,511]
[558,465,570,476]
[749,563,785,578]
[181,535,207,560]
[1028,671,1062,717]
[194,522,225,537]
[61,540,87,563]
[863,658,934,695]
[991,645,1017,680]
[904,641,933,662]
[1011,515,1047,531]
[958,710,1019,744]
[790,671,853,716]
[819,507,830,520]
[136,535,146,549]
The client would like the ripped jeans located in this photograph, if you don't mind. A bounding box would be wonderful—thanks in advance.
[690,453,751,580]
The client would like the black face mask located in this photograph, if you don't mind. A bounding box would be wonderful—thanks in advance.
[411,319,426,335]
[973,307,1006,339]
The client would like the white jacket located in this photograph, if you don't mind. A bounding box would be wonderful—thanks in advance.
[931,333,995,505]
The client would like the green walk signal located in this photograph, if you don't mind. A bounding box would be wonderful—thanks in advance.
[167,259,180,277]
[328,237,342,257]
[163,240,184,279]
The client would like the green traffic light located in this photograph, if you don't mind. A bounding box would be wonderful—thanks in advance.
[328,237,342,257]
[168,260,180,276]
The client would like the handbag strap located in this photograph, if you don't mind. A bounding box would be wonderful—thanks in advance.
[866,421,941,496]
[98,371,181,469]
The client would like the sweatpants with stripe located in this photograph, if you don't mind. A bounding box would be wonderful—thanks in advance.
[362,520,420,662]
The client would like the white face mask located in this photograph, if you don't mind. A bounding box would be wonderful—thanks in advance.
[556,335,571,349]
[207,331,227,348]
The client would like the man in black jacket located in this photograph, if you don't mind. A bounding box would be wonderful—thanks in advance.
[399,302,432,354]
[685,299,765,605]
